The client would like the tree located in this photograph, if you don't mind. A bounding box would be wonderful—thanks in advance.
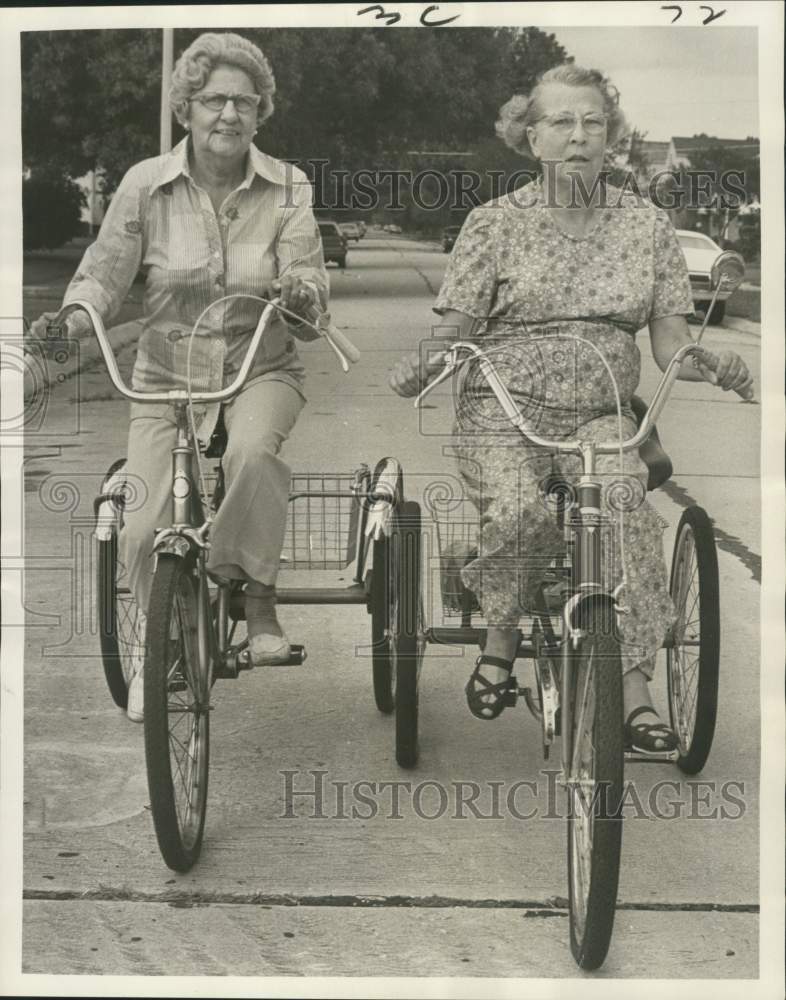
[603,129,651,191]
[22,30,161,191]
[21,24,579,216]
[23,169,84,250]
[508,26,569,94]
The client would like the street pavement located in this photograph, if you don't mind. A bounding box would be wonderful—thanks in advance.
[19,232,762,981]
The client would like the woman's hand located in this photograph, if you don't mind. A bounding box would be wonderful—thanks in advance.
[389,351,428,398]
[695,348,753,395]
[28,312,60,341]
[28,310,89,341]
[272,276,317,320]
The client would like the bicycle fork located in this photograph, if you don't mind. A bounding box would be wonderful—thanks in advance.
[559,464,618,786]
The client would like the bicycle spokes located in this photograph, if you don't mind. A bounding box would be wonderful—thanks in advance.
[671,533,701,750]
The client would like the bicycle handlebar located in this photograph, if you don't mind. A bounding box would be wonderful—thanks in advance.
[414,340,753,457]
[301,304,361,371]
[52,297,359,403]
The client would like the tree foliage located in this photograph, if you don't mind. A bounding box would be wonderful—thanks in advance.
[22,24,570,205]
[23,169,84,250]
[681,134,760,203]
[22,30,162,191]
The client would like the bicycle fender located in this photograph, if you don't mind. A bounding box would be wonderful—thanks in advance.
[565,591,621,639]
[153,535,193,560]
[364,456,403,541]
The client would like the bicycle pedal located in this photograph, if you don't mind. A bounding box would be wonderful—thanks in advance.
[237,644,307,668]
[503,678,518,707]
[624,748,679,764]
[283,644,307,666]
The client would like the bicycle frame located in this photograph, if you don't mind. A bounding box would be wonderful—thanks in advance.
[56,296,363,682]
[415,338,708,780]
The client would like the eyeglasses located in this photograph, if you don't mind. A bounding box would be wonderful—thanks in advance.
[536,112,609,135]
[189,92,261,115]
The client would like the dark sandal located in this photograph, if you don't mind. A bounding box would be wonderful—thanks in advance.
[624,705,679,752]
[465,655,516,720]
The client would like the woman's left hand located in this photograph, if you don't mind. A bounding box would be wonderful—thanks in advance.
[696,348,753,395]
[272,276,317,319]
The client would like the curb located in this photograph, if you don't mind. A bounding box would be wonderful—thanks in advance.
[23,320,142,402]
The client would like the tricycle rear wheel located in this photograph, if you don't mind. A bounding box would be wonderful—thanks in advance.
[371,536,394,713]
[667,505,720,774]
[392,501,423,769]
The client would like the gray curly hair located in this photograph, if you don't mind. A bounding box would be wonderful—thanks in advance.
[169,32,276,126]
[496,64,627,158]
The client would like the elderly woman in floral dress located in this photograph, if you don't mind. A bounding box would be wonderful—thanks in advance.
[31,32,329,720]
[390,64,752,751]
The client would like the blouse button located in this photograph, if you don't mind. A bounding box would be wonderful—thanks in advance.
[167,329,181,343]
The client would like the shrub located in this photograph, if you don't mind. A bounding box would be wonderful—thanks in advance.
[23,170,85,251]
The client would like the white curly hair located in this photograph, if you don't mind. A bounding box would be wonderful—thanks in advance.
[496,63,627,158]
[169,32,276,127]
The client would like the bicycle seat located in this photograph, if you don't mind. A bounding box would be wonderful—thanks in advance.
[630,394,672,491]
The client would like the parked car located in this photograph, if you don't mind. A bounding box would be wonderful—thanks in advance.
[676,229,744,324]
[385,223,403,234]
[340,222,362,243]
[442,225,462,253]
[318,221,347,268]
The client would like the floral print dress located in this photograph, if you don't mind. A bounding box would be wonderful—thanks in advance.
[433,182,695,676]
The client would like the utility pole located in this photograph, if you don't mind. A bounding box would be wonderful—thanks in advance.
[160,28,174,154]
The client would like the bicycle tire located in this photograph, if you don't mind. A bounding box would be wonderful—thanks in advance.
[95,459,141,710]
[667,506,720,775]
[393,501,423,769]
[370,536,394,713]
[144,554,210,872]
[567,601,624,971]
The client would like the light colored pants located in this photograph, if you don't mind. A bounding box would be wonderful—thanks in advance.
[119,378,305,614]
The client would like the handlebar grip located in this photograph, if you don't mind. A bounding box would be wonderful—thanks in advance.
[694,347,755,401]
[322,322,360,364]
[302,305,360,365]
[45,320,68,339]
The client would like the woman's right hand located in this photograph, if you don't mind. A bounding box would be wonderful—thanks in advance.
[28,312,60,341]
[28,310,88,341]
[389,351,427,398]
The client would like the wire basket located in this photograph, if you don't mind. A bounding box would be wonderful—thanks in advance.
[429,496,570,624]
[282,472,362,569]
[429,497,482,614]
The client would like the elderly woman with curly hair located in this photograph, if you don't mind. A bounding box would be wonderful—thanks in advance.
[390,64,752,751]
[32,32,329,720]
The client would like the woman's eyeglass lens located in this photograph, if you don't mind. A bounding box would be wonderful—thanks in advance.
[542,113,608,135]
[191,92,261,115]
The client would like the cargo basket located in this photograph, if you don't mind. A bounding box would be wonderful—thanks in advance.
[281,471,364,570]
[429,497,482,614]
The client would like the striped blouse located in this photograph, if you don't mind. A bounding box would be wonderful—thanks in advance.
[63,138,329,395]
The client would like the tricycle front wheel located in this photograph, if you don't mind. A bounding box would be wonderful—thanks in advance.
[144,555,210,872]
